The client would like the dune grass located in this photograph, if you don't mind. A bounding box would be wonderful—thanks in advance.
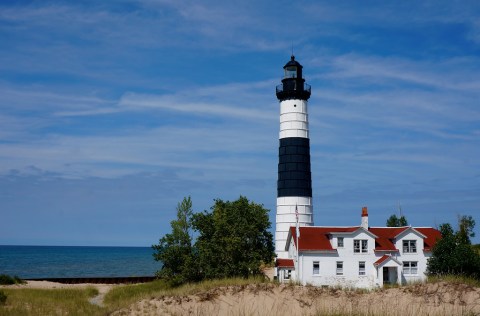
[1,275,478,316]
[103,276,266,310]
[0,287,101,316]
[427,274,480,287]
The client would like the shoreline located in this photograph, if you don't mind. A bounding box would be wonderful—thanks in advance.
[19,276,156,284]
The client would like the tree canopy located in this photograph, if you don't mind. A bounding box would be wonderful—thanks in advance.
[153,196,275,285]
[152,196,195,286]
[386,214,408,227]
[427,215,480,280]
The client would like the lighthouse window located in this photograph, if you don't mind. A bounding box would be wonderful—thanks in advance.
[285,66,297,78]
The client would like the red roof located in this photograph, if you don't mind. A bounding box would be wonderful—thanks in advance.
[287,226,441,252]
[374,254,391,266]
[369,227,408,251]
[275,258,294,268]
[415,227,442,251]
[289,226,358,251]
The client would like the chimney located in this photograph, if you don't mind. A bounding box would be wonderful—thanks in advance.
[361,206,368,229]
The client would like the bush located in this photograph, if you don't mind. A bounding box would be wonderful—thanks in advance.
[0,290,6,305]
[0,274,24,285]
[0,274,15,285]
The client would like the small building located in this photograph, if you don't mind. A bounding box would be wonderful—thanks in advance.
[276,207,441,288]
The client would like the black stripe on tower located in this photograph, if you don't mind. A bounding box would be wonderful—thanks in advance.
[277,137,312,197]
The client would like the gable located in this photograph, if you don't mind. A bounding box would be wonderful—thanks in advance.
[374,254,402,268]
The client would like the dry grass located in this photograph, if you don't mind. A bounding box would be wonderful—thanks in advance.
[103,276,266,311]
[1,277,479,316]
[0,287,102,316]
[110,279,480,316]
[427,274,480,287]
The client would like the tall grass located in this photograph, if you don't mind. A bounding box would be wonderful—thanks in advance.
[103,276,266,310]
[0,287,101,316]
[427,274,480,287]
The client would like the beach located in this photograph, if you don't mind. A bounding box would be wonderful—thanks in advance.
[3,279,480,315]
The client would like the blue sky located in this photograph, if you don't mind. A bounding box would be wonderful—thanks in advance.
[1,0,479,246]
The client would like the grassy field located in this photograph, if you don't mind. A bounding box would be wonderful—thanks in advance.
[0,277,266,316]
[0,287,102,316]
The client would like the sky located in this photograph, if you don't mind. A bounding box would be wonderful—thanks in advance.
[1,0,479,246]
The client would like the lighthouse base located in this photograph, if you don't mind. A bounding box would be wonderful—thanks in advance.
[275,196,313,258]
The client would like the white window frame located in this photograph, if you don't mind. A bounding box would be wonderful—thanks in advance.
[359,261,366,275]
[403,240,417,253]
[354,239,368,253]
[337,237,344,248]
[284,269,291,279]
[313,261,320,275]
[403,261,418,275]
[336,261,343,275]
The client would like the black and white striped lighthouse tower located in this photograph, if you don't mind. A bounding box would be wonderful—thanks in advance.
[275,55,313,258]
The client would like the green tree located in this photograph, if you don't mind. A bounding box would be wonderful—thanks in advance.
[386,214,408,227]
[152,196,197,286]
[427,217,480,280]
[457,215,475,245]
[192,196,275,279]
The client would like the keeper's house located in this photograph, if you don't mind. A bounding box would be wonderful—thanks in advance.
[276,207,441,288]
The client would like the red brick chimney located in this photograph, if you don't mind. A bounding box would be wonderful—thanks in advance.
[361,206,368,229]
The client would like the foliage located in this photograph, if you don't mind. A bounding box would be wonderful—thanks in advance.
[473,244,480,255]
[153,196,275,286]
[192,196,275,280]
[427,217,480,280]
[103,279,169,310]
[152,196,197,286]
[457,215,475,245]
[0,290,6,306]
[427,274,480,288]
[0,275,24,285]
[386,214,408,227]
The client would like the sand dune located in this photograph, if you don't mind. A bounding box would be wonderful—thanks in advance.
[111,282,480,316]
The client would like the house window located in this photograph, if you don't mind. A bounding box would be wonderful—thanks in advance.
[403,261,418,275]
[354,239,368,253]
[284,269,291,279]
[336,261,343,275]
[403,240,417,253]
[313,261,320,275]
[359,261,366,275]
[337,237,344,248]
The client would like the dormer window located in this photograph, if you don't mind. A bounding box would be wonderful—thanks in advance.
[403,240,417,253]
[354,239,368,253]
[337,237,344,248]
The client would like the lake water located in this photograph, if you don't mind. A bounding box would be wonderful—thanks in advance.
[0,245,161,278]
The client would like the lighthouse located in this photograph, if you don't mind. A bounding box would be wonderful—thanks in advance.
[275,55,313,258]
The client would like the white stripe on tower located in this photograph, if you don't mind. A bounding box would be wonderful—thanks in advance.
[275,55,313,259]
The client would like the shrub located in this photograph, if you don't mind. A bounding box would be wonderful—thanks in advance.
[0,290,6,305]
[0,274,24,285]
[0,274,15,285]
